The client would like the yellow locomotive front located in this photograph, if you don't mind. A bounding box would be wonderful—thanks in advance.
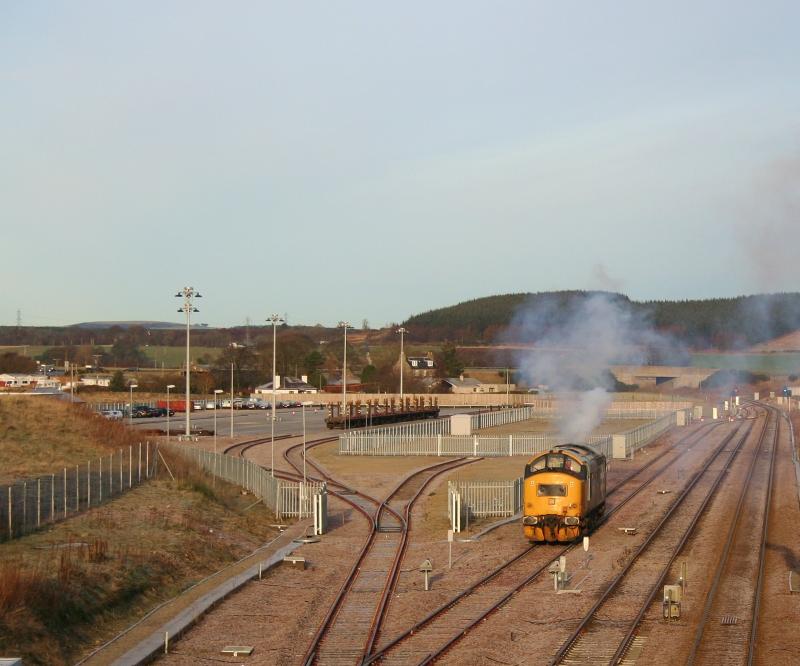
[522,444,606,543]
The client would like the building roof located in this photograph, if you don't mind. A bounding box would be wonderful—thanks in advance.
[407,356,436,368]
[256,376,317,391]
[442,377,482,388]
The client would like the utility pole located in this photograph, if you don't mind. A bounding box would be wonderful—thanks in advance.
[176,287,202,437]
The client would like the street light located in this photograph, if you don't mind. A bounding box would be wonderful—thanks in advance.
[302,402,307,484]
[230,361,235,438]
[128,383,138,426]
[338,321,352,427]
[166,384,176,440]
[397,327,408,403]
[176,286,202,438]
[213,389,224,456]
[267,314,284,476]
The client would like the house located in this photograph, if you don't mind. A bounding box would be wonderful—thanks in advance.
[405,352,437,378]
[254,375,319,395]
[0,373,60,389]
[321,369,363,393]
[80,375,112,388]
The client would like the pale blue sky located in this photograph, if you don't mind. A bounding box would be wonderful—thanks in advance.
[2,2,799,327]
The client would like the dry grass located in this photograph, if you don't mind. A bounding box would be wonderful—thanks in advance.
[0,397,142,484]
[0,454,278,665]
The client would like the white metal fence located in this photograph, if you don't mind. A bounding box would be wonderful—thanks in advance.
[612,409,688,458]
[0,443,159,542]
[448,479,523,532]
[164,444,321,521]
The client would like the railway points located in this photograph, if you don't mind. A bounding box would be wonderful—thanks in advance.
[144,401,799,666]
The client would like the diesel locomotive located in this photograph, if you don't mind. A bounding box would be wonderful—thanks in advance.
[522,443,607,543]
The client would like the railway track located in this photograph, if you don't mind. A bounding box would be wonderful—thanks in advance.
[548,414,758,665]
[299,455,480,666]
[273,433,486,665]
[365,421,726,665]
[686,405,779,665]
[221,433,295,458]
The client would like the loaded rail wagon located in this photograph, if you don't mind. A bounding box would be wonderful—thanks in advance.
[522,444,606,543]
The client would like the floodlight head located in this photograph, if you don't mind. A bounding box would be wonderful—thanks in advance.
[177,308,183,312]
[175,292,183,297]
[167,384,176,389]
[195,292,202,298]
[214,389,224,394]
[130,384,138,389]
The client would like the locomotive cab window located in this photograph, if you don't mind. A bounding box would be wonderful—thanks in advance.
[536,483,567,497]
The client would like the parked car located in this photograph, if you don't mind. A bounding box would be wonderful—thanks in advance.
[101,409,124,420]
[132,405,156,418]
[149,407,175,417]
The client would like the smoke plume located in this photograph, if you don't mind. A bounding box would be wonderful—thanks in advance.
[508,292,679,441]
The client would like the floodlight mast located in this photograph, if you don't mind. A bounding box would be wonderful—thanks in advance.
[397,327,408,402]
[267,314,284,476]
[338,321,352,427]
[176,287,201,437]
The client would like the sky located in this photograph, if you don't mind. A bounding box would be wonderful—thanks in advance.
[2,2,800,328]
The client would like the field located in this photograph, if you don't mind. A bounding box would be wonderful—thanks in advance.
[690,351,800,374]
[0,345,224,369]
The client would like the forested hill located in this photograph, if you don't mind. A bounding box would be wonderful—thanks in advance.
[403,291,800,350]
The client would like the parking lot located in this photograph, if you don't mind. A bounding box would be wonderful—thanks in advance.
[127,406,473,438]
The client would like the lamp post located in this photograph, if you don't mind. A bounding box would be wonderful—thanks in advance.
[128,383,138,427]
[267,314,284,476]
[230,361,234,438]
[213,389,224,453]
[176,287,202,438]
[397,327,408,403]
[166,384,175,440]
[302,403,307,484]
[506,367,510,407]
[338,321,352,427]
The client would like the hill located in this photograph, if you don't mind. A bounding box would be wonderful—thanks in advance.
[403,291,800,350]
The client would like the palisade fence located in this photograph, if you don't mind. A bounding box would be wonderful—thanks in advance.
[0,442,159,542]
[340,408,691,458]
[447,479,523,531]
[164,444,321,521]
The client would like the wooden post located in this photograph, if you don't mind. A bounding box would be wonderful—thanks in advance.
[87,460,91,507]
[99,459,102,503]
[63,468,67,518]
[8,486,12,537]
[37,478,41,527]
[50,474,55,523]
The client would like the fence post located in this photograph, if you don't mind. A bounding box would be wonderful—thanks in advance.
[50,474,55,523]
[146,442,150,479]
[64,468,67,518]
[75,466,79,512]
[119,449,123,491]
[437,434,442,457]
[138,443,142,483]
[7,486,12,538]
[37,478,41,527]
[473,435,478,457]
[509,434,513,457]
[99,459,102,503]
[129,446,132,488]
[87,460,91,507]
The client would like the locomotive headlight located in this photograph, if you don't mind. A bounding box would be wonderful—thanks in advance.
[564,516,580,526]
[523,516,538,525]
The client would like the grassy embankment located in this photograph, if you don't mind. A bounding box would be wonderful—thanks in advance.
[0,397,278,665]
